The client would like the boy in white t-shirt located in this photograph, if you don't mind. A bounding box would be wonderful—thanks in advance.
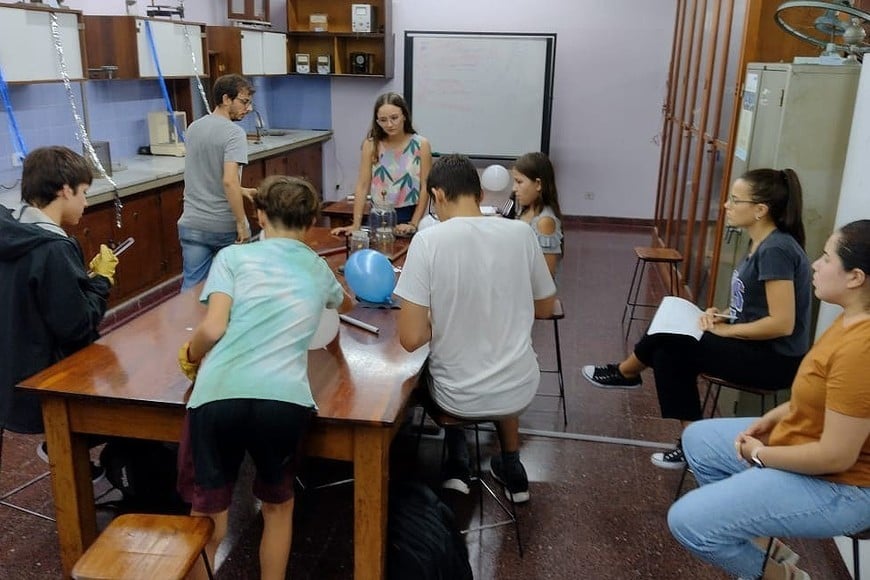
[394,154,556,503]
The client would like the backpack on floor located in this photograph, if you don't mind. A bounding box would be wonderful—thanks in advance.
[99,438,189,514]
[387,481,473,580]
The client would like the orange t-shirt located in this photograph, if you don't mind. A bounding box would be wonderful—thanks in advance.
[769,315,870,487]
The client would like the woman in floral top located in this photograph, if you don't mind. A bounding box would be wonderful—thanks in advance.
[331,92,432,237]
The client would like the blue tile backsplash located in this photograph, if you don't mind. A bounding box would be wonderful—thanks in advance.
[1,75,332,188]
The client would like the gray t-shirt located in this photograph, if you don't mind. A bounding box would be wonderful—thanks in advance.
[729,229,811,357]
[178,113,248,233]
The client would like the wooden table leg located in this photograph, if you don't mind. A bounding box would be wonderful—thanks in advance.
[353,426,390,580]
[42,398,97,577]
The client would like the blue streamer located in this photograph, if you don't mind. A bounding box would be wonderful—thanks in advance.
[143,20,185,143]
[0,64,28,161]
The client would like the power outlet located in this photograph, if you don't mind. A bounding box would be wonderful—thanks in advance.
[583,192,595,200]
[11,153,23,167]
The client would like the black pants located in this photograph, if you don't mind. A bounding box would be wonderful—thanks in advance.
[633,332,803,422]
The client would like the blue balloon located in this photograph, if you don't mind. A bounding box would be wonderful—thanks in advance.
[344,249,396,303]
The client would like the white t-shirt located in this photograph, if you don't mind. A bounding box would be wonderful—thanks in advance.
[394,216,556,418]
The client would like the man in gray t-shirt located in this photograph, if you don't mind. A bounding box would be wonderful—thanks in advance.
[177,74,258,290]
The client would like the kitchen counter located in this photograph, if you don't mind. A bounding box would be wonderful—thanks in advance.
[0,129,332,209]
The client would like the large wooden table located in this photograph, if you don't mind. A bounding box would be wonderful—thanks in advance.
[17,228,424,579]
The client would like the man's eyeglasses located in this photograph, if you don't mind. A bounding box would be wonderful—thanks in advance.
[235,96,253,108]
[377,114,403,126]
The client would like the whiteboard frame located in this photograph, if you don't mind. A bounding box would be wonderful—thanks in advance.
[404,30,557,160]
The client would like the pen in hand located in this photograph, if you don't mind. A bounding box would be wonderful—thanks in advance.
[712,313,736,320]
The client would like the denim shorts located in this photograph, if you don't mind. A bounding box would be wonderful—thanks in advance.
[177,225,237,290]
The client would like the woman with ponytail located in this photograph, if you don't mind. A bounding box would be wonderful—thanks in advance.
[582,168,813,469]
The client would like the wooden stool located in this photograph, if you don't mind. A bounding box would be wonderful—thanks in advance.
[535,298,567,425]
[72,513,215,580]
[674,374,781,501]
[622,246,683,340]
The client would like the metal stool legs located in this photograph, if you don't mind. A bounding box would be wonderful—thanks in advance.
[0,427,54,521]
[622,248,683,341]
[416,411,524,557]
[537,299,567,426]
[674,378,780,501]
[441,423,524,557]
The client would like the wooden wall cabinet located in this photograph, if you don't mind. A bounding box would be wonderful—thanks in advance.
[83,16,207,79]
[286,0,393,78]
[228,0,270,24]
[207,27,288,76]
[0,4,85,83]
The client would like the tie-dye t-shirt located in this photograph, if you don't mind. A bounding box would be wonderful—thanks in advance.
[370,134,425,209]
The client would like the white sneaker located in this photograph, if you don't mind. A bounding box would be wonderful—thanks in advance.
[650,444,686,470]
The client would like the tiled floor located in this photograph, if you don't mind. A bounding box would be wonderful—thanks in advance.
[0,222,853,579]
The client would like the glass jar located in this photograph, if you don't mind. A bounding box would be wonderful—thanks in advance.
[369,193,397,255]
[349,229,370,253]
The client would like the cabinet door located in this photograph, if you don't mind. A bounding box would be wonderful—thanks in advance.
[262,32,288,74]
[159,184,184,277]
[241,160,266,230]
[0,7,84,82]
[264,154,288,178]
[137,19,205,78]
[241,30,264,75]
[287,144,323,199]
[114,195,165,300]
[67,203,118,269]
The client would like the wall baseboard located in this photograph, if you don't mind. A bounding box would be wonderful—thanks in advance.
[563,215,655,228]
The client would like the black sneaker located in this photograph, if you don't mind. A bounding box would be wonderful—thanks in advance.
[489,455,530,504]
[37,441,106,484]
[441,459,471,495]
[582,364,642,389]
[651,441,686,470]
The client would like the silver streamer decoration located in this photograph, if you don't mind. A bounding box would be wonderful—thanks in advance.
[49,12,124,229]
[182,23,211,113]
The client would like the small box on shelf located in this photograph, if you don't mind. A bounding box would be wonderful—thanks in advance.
[309,13,328,31]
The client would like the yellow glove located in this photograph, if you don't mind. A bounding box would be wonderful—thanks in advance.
[88,244,119,285]
[177,342,200,382]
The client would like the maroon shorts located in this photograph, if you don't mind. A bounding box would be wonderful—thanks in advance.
[177,399,313,514]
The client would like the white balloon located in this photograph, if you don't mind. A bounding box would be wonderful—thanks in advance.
[480,164,511,192]
[309,308,339,349]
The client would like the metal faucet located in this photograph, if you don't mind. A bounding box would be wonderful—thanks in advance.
[253,109,264,142]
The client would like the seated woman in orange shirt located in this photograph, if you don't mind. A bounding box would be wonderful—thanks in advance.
[667,219,870,580]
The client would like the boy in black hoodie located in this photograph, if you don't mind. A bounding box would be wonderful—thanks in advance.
[0,147,118,477]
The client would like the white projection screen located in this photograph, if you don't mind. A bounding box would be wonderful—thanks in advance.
[404,31,556,160]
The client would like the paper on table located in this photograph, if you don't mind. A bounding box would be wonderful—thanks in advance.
[647,296,705,341]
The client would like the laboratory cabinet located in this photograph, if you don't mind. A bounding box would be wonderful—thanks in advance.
[83,16,207,80]
[207,27,288,76]
[712,63,860,312]
[0,4,85,83]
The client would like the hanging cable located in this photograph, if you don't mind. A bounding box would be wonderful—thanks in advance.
[181,23,210,114]
[144,20,185,143]
[49,12,123,228]
[0,64,28,163]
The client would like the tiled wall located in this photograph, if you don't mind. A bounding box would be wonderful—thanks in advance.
[1,75,332,188]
